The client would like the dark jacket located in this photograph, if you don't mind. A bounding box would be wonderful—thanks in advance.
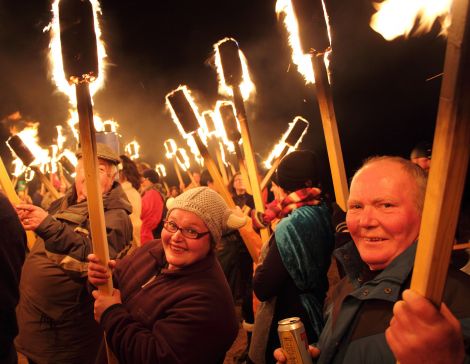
[317,241,470,364]
[15,182,132,364]
[0,193,27,362]
[252,203,334,363]
[100,240,238,364]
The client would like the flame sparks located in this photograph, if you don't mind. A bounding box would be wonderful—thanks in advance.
[276,0,332,84]
[264,116,309,168]
[370,0,452,40]
[214,38,256,101]
[45,0,107,105]
[125,140,140,160]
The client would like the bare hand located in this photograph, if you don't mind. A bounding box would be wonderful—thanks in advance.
[273,345,320,363]
[92,288,122,323]
[87,254,116,287]
[386,289,465,364]
[15,203,48,231]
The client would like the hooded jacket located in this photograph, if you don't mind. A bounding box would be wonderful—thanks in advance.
[15,182,132,364]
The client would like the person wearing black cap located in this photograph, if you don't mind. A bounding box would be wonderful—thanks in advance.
[14,143,133,364]
[248,150,335,364]
[140,168,167,244]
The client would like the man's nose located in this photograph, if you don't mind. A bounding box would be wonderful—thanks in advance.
[358,206,378,227]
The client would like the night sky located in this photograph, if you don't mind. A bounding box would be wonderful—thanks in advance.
[0,0,447,191]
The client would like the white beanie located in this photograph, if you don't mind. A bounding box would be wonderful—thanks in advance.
[167,187,247,243]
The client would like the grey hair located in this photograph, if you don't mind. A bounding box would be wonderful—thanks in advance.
[352,156,427,212]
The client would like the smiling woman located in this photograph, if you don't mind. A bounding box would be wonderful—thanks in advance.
[88,186,248,363]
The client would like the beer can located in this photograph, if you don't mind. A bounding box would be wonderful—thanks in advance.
[278,317,312,364]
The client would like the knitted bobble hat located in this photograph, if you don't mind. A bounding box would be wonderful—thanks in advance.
[166,187,247,243]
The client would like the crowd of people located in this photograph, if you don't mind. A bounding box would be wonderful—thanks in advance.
[1,140,469,364]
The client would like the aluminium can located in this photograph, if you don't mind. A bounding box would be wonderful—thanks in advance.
[278,317,312,364]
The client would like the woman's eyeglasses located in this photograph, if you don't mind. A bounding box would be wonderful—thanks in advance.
[163,220,210,239]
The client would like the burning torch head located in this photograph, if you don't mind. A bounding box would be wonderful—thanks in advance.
[7,135,35,167]
[58,155,76,175]
[219,103,241,142]
[166,89,200,134]
[59,0,99,83]
[285,117,309,147]
[217,39,243,87]
[290,0,330,53]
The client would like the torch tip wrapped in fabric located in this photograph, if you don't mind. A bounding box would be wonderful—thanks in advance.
[7,135,35,167]
[59,0,99,82]
[219,103,241,142]
[166,89,201,134]
[217,38,243,87]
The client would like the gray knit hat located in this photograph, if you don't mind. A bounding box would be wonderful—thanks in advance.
[166,187,247,243]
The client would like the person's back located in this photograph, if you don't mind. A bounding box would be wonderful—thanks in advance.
[0,193,26,364]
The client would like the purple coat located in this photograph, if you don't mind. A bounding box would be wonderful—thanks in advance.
[100,240,238,364]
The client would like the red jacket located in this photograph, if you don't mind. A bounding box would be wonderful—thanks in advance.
[100,240,238,364]
[140,188,164,244]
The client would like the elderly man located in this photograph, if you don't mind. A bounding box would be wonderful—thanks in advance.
[15,143,133,364]
[275,156,470,363]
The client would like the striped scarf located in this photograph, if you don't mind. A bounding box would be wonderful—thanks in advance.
[252,187,322,229]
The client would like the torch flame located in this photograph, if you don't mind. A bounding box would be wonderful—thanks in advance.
[213,100,239,153]
[9,124,51,174]
[125,140,140,160]
[214,38,256,101]
[176,148,191,171]
[264,116,309,168]
[370,0,452,40]
[276,0,332,84]
[45,0,107,105]
[186,135,205,166]
[164,139,177,159]
[155,163,167,178]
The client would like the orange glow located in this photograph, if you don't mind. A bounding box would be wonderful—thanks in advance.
[214,38,256,101]
[275,0,332,84]
[370,0,452,40]
[213,100,238,153]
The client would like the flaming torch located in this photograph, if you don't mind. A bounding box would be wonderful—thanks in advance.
[214,38,271,244]
[276,0,349,212]
[164,138,184,188]
[57,0,117,323]
[202,110,230,185]
[124,140,140,160]
[155,163,169,194]
[7,135,61,200]
[370,1,470,309]
[165,85,261,261]
[216,101,253,195]
[165,86,231,201]
[261,116,309,190]
[175,148,196,185]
